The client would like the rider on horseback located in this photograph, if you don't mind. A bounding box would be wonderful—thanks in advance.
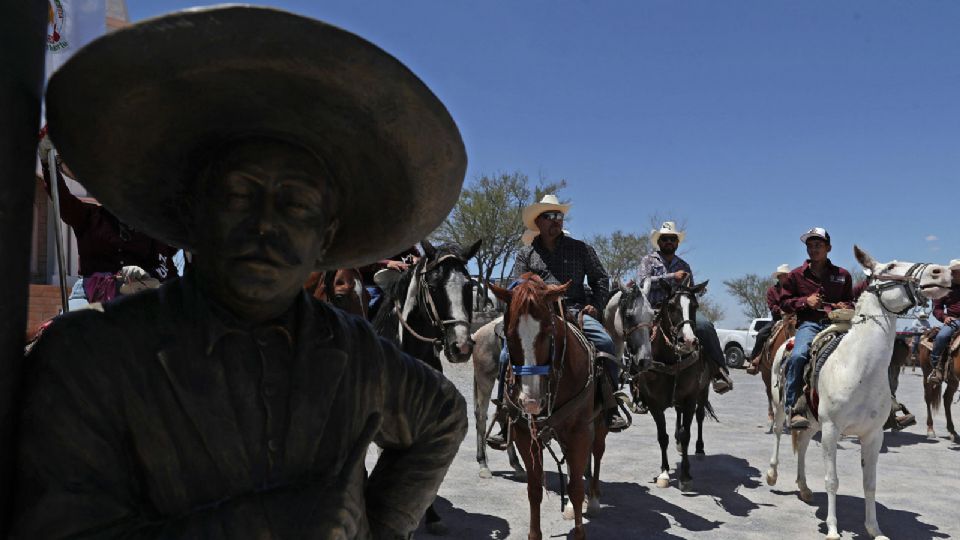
[926,259,960,385]
[779,227,854,429]
[634,222,734,394]
[489,194,628,447]
[746,264,791,375]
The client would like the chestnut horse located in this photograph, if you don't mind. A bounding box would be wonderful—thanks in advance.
[759,315,796,433]
[919,328,960,442]
[304,268,368,318]
[489,274,607,540]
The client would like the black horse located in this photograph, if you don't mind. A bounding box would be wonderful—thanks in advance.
[371,239,481,533]
[619,277,715,492]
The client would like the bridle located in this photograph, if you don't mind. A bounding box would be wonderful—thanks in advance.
[503,301,567,421]
[864,263,930,316]
[395,253,472,356]
[620,281,699,359]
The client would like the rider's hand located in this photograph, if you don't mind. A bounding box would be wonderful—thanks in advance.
[385,260,409,272]
[946,316,956,325]
[673,270,688,283]
[806,293,822,309]
[581,305,598,318]
[837,301,853,309]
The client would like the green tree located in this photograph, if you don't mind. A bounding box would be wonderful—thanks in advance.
[723,273,772,319]
[698,295,726,323]
[588,230,649,287]
[431,171,566,303]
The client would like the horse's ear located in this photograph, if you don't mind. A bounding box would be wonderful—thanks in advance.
[421,239,437,259]
[544,280,572,304]
[692,280,708,296]
[488,281,512,303]
[854,245,877,272]
[463,239,482,261]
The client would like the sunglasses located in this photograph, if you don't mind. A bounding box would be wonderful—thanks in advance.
[539,211,564,221]
[658,236,678,243]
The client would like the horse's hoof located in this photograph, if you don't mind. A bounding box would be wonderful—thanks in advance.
[927,429,937,440]
[679,479,693,492]
[586,497,601,516]
[695,451,705,461]
[479,467,492,479]
[951,433,960,444]
[872,535,890,540]
[826,533,841,540]
[528,532,542,540]
[765,470,778,486]
[426,520,448,535]
[572,525,586,540]
[799,488,813,502]
[562,501,575,521]
[656,473,670,488]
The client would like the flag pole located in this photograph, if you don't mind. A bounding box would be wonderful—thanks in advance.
[0,0,48,532]
[46,149,70,313]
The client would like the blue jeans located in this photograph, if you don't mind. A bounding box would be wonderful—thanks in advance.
[931,320,960,367]
[785,321,827,409]
[497,314,618,399]
[67,278,88,311]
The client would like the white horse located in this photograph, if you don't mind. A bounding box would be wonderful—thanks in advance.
[765,246,952,540]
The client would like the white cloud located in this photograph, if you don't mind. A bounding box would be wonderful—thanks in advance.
[926,235,938,242]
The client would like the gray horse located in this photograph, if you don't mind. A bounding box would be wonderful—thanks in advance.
[471,317,526,479]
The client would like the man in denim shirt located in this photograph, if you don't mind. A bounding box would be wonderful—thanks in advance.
[635,222,733,394]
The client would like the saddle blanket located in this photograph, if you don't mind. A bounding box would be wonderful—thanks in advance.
[919,326,960,355]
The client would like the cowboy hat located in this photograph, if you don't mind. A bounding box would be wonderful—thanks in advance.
[45,5,466,270]
[800,227,831,245]
[650,221,685,245]
[771,263,790,279]
[949,259,960,270]
[520,227,571,246]
[521,194,571,231]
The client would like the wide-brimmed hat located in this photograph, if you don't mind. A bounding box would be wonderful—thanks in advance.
[800,227,831,245]
[45,5,466,270]
[650,221,685,245]
[949,259,960,270]
[521,194,571,231]
[772,263,791,279]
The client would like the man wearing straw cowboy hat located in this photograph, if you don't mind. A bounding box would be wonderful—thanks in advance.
[927,258,960,385]
[14,6,468,538]
[745,263,792,375]
[503,194,629,432]
[635,221,734,393]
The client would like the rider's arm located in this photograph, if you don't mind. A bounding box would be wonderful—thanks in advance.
[510,246,532,280]
[583,244,609,313]
[778,273,808,314]
[40,164,92,232]
[933,294,947,322]
[767,286,782,317]
[636,255,671,286]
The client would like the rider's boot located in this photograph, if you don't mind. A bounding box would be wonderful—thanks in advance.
[745,355,761,375]
[789,396,810,430]
[926,355,943,385]
[712,366,733,394]
[486,399,509,451]
[606,408,629,432]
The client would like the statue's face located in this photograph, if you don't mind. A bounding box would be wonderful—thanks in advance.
[193,139,338,321]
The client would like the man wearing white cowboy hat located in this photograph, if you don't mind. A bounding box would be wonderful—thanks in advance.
[746,263,792,375]
[778,227,854,429]
[15,7,468,538]
[927,258,960,384]
[503,194,628,432]
[635,221,734,393]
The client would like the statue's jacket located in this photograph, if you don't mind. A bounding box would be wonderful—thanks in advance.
[14,274,468,539]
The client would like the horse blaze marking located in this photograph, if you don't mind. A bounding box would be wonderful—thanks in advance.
[518,314,541,400]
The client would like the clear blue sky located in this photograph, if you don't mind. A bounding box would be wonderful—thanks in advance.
[129,1,960,328]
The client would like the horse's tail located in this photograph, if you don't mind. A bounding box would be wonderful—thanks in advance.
[702,397,718,422]
[791,428,799,454]
[930,382,943,413]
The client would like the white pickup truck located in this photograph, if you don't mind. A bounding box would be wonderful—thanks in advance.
[715,317,772,368]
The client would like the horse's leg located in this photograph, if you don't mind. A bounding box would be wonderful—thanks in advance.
[587,419,607,515]
[474,359,494,479]
[921,349,938,439]
[860,429,889,540]
[513,427,543,540]
[695,390,707,458]
[651,408,671,488]
[762,362,775,431]
[677,403,695,492]
[766,360,786,485]
[561,428,590,540]
[945,378,958,443]
[424,503,446,535]
[821,420,842,540]
[794,425,815,502]
[507,444,526,479]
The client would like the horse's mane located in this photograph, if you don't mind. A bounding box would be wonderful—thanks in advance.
[509,273,551,321]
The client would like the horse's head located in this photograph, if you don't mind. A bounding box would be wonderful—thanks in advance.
[659,275,708,356]
[328,269,366,317]
[854,246,951,315]
[489,273,568,415]
[619,280,655,359]
[416,239,482,362]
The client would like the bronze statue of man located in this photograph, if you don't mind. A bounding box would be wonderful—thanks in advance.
[14,6,467,539]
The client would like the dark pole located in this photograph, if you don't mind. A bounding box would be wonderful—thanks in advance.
[0,0,47,533]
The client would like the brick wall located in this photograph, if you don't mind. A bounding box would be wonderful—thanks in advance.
[27,285,64,340]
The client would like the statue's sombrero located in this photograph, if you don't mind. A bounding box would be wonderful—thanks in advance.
[46,5,466,269]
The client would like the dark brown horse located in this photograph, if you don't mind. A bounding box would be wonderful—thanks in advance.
[304,268,369,318]
[760,315,796,432]
[620,276,712,492]
[490,274,607,540]
[919,327,960,442]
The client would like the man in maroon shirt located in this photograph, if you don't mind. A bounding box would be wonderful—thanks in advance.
[927,259,960,384]
[778,227,854,429]
[746,264,790,375]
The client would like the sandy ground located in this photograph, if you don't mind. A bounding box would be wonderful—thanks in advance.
[401,362,959,539]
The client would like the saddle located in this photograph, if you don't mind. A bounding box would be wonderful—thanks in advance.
[919,326,960,355]
[791,309,854,420]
